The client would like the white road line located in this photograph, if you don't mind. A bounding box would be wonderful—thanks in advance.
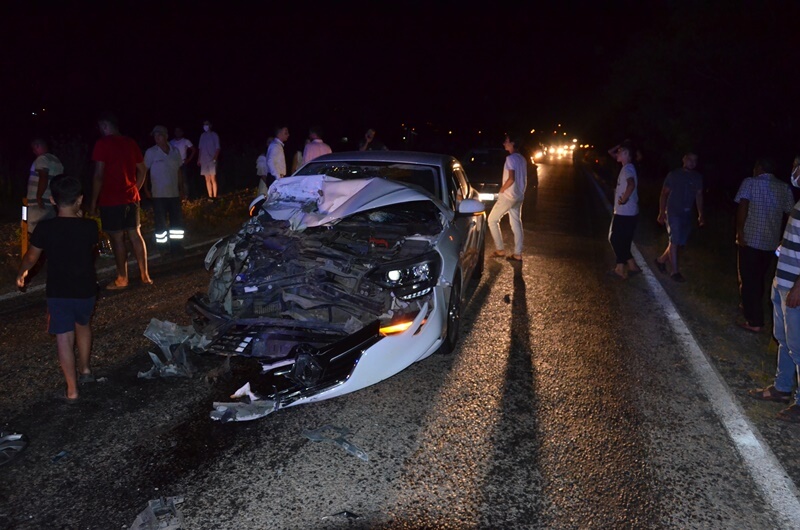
[1,237,220,303]
[587,169,800,528]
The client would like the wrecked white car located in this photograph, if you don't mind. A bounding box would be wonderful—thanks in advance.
[188,151,486,420]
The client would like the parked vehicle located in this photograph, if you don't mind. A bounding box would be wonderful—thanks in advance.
[462,147,538,203]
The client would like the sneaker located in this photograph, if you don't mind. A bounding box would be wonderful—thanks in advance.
[671,272,686,282]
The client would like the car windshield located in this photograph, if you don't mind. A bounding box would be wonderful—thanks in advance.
[296,161,440,198]
[465,149,507,168]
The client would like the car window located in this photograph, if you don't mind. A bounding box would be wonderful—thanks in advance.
[296,161,440,198]
[453,167,470,200]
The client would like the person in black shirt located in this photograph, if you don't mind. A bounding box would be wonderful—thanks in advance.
[17,175,99,403]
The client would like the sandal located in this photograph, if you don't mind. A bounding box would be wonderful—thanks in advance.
[506,254,522,262]
[777,404,800,423]
[748,385,792,403]
[491,250,506,258]
[77,372,96,384]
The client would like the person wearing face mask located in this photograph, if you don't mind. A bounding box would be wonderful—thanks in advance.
[198,120,221,200]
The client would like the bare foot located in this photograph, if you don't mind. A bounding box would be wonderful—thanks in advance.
[141,276,154,285]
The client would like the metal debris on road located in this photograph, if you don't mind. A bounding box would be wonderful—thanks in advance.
[302,425,369,461]
[0,431,28,466]
[128,496,184,530]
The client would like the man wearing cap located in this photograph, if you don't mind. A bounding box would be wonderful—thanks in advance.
[90,112,152,289]
[144,126,186,254]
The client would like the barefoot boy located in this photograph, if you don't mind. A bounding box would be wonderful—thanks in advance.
[17,175,99,402]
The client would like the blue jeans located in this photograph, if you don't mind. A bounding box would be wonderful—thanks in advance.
[771,283,800,403]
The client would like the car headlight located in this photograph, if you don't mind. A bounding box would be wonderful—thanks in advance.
[370,251,440,300]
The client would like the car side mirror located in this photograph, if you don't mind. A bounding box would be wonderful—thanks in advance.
[457,198,485,215]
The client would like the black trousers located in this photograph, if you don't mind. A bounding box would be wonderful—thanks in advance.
[609,214,638,264]
[738,245,774,327]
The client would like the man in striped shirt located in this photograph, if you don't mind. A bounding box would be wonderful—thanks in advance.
[749,155,800,422]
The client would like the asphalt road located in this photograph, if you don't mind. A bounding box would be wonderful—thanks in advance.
[0,159,797,528]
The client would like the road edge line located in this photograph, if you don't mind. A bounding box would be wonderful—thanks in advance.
[585,166,800,528]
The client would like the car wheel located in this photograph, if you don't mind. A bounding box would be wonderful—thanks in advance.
[437,273,462,355]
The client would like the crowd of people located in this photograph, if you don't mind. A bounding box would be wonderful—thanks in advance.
[16,113,800,419]
[15,116,391,401]
[604,141,800,423]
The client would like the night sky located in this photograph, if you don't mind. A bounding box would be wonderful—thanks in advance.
[2,1,799,182]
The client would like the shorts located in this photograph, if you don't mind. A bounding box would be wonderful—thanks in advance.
[100,203,140,232]
[47,297,96,334]
[200,160,217,176]
[667,212,693,246]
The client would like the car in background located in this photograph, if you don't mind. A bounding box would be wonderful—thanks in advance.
[188,151,487,421]
[462,147,538,203]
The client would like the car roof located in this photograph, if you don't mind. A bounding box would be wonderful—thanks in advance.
[308,150,459,167]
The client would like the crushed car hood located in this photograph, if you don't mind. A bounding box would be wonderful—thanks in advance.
[265,175,452,230]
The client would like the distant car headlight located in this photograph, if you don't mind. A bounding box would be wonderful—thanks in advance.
[370,251,441,300]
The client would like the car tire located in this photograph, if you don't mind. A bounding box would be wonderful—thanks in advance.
[437,273,462,355]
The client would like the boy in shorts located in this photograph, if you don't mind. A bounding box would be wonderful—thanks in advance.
[17,175,99,403]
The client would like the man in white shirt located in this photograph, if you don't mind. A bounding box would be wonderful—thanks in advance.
[267,126,290,187]
[302,125,332,164]
[27,138,64,234]
[145,125,186,252]
[170,127,197,199]
[488,135,527,261]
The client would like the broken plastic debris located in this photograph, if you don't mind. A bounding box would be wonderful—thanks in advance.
[210,400,277,422]
[138,345,194,379]
[139,319,198,379]
[128,496,184,530]
[322,510,361,520]
[302,425,369,461]
[0,431,28,466]
[230,382,262,401]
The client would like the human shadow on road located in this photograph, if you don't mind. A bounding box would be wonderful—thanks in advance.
[476,259,544,527]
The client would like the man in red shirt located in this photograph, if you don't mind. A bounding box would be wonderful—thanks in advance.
[89,113,152,289]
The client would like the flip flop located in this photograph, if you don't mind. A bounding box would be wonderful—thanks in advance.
[53,392,80,405]
[777,404,800,423]
[77,372,96,384]
[506,254,522,261]
[491,251,506,258]
[748,385,791,403]
[106,282,128,291]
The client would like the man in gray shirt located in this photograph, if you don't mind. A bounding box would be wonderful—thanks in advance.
[654,152,704,282]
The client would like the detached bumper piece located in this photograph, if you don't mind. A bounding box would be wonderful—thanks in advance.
[209,321,382,422]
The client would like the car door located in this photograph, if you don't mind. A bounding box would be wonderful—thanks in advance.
[450,163,483,279]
